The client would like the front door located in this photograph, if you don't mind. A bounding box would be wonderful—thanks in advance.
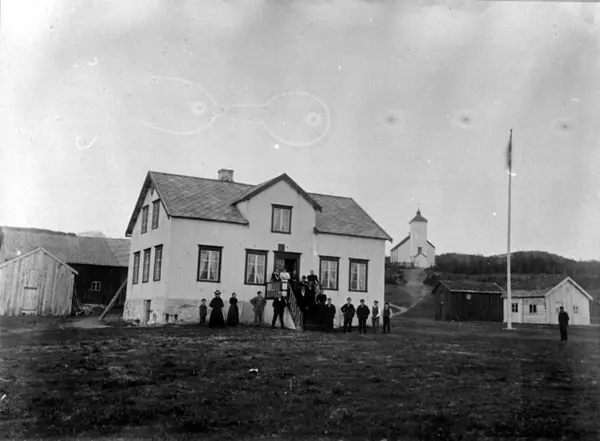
[273,252,301,277]
[21,270,42,315]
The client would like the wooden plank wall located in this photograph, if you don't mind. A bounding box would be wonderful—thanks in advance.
[0,249,74,316]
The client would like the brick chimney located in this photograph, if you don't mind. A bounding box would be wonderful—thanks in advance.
[218,169,234,182]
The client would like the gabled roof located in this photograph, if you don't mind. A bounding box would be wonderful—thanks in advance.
[391,235,410,252]
[434,280,505,294]
[0,227,130,267]
[0,247,78,274]
[502,277,593,301]
[125,171,392,241]
[410,209,428,224]
[390,235,436,252]
[233,173,322,211]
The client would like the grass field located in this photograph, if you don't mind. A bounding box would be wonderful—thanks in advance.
[1,316,600,440]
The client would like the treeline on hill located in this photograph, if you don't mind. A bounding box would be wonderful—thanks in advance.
[385,251,600,292]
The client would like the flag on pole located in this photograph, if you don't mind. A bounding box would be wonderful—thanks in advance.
[507,129,513,172]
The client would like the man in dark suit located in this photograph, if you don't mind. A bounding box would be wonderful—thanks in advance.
[271,292,287,329]
[558,306,570,341]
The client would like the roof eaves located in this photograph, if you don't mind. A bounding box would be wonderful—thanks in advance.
[171,215,249,226]
[125,172,153,237]
[0,247,79,275]
[314,228,391,242]
[391,235,410,252]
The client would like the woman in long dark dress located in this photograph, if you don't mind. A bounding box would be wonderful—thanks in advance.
[227,293,240,327]
[208,290,225,328]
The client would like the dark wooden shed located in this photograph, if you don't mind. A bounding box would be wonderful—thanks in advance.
[432,280,505,322]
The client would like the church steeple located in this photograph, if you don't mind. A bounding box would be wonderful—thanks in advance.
[410,208,428,224]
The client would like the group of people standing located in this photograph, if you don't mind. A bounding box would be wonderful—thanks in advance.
[198,266,395,334]
[199,290,240,328]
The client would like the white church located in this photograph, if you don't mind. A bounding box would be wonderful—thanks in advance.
[389,209,436,268]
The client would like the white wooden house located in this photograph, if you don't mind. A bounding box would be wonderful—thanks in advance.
[503,277,593,326]
[122,169,392,329]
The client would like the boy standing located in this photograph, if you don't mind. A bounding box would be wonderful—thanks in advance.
[325,297,336,332]
[356,299,370,334]
[371,300,380,333]
[341,298,356,333]
[199,299,207,325]
[382,302,393,334]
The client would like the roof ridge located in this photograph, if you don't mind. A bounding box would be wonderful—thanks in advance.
[149,170,254,187]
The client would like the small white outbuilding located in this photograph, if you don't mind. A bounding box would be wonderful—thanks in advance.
[503,277,593,326]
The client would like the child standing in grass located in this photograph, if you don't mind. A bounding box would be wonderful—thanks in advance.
[199,299,207,325]
[371,300,380,333]
[382,302,393,334]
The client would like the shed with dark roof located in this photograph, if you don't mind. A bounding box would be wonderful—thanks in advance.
[432,280,505,322]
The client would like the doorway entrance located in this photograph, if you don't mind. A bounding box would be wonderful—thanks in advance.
[273,252,301,277]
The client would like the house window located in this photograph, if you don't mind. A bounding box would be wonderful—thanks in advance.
[529,304,537,314]
[320,256,339,290]
[573,305,579,314]
[132,252,140,284]
[142,248,151,283]
[245,250,267,285]
[141,205,149,234]
[153,245,163,281]
[90,281,101,292]
[152,200,160,229]
[271,205,292,234]
[511,303,518,313]
[349,259,368,292]
[418,246,422,254]
[197,245,222,283]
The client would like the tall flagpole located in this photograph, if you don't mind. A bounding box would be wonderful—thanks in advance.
[506,129,513,330]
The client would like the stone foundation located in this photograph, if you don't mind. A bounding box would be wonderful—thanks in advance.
[123,297,297,330]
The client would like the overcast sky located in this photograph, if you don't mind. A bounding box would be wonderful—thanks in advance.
[1,0,599,260]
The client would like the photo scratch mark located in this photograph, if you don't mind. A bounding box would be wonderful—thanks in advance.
[76,136,98,150]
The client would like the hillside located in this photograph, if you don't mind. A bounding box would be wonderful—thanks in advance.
[386,251,600,318]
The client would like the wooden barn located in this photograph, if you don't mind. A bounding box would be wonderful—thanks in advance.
[432,280,505,322]
[0,227,129,307]
[503,277,593,326]
[0,247,77,316]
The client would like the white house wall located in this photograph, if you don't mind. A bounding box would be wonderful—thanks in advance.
[503,281,591,326]
[546,281,591,326]
[123,186,172,323]
[125,179,387,328]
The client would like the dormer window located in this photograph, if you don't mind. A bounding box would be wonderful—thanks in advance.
[271,205,292,234]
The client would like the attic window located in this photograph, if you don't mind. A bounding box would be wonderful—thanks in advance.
[152,200,160,229]
[141,205,149,234]
[271,205,292,234]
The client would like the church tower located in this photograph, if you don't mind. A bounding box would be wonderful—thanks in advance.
[389,208,435,268]
[409,209,428,264]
